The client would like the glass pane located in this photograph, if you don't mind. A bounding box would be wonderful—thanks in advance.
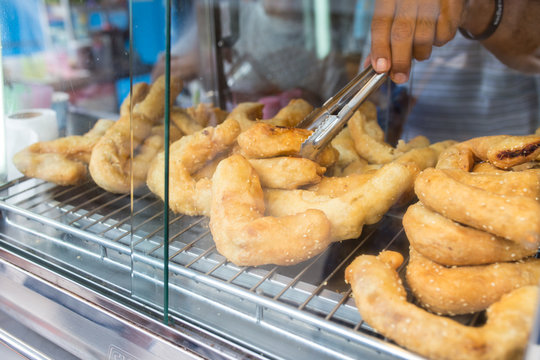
[0,0,134,298]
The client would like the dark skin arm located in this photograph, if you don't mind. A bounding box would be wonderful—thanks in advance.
[369,0,540,83]
[462,0,540,74]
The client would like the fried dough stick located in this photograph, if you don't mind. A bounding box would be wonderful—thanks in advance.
[263,99,313,127]
[348,110,431,164]
[406,249,540,315]
[210,154,332,266]
[226,102,264,131]
[13,119,114,186]
[119,82,150,117]
[415,168,540,249]
[171,103,229,135]
[437,135,540,170]
[89,75,183,193]
[265,143,449,241]
[345,251,538,360]
[147,119,241,216]
[236,122,339,168]
[247,157,326,189]
[404,203,537,266]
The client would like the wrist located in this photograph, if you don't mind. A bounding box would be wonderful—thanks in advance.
[460,0,500,39]
[461,0,493,33]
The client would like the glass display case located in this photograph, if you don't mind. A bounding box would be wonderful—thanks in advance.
[1,1,540,359]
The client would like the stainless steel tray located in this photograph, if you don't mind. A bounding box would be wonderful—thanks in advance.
[0,177,482,359]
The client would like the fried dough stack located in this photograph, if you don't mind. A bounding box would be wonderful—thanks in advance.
[345,134,540,359]
[346,251,538,360]
[402,135,540,316]
[12,77,230,193]
[145,99,450,266]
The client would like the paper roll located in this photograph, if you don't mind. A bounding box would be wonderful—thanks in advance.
[6,108,58,180]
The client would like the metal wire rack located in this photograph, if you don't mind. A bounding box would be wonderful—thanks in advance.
[0,177,482,360]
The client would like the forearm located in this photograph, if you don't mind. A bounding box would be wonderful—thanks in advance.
[460,0,540,73]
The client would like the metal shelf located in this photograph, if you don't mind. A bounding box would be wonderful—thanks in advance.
[0,177,481,359]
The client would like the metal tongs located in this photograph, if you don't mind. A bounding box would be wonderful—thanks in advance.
[298,65,387,160]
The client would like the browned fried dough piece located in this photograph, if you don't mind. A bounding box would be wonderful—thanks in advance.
[13,119,115,185]
[89,75,183,193]
[437,135,540,170]
[463,135,540,169]
[186,103,228,127]
[170,108,204,135]
[436,143,476,171]
[263,99,313,127]
[265,160,418,241]
[406,248,540,315]
[226,102,264,131]
[442,168,540,200]
[266,142,449,241]
[345,251,539,360]
[119,82,150,116]
[415,168,540,249]
[348,110,395,164]
[471,161,506,173]
[236,122,339,168]
[248,157,325,189]
[147,119,241,216]
[404,203,537,266]
[304,172,376,197]
[210,154,332,266]
[330,127,365,173]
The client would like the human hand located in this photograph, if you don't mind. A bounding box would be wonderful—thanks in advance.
[369,0,467,83]
[151,52,199,82]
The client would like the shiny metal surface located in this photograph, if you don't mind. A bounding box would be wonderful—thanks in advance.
[299,65,386,160]
[0,247,262,360]
[0,177,488,359]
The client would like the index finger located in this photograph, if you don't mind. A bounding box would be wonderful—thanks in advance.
[390,0,418,83]
[371,0,396,73]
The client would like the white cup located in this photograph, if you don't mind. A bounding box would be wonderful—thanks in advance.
[5,108,58,180]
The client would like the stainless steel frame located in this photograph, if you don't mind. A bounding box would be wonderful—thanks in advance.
[0,177,487,359]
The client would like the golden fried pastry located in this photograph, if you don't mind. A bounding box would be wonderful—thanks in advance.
[186,102,228,127]
[248,157,325,189]
[437,135,540,171]
[226,102,264,131]
[236,122,339,168]
[150,124,183,143]
[89,76,183,193]
[348,109,434,165]
[265,160,418,241]
[147,119,241,216]
[263,99,313,127]
[463,135,540,169]
[395,135,431,154]
[119,82,150,117]
[209,154,332,266]
[330,127,365,173]
[406,248,540,315]
[348,110,395,164]
[335,159,373,176]
[192,152,230,181]
[471,161,506,173]
[436,143,476,171]
[170,107,204,135]
[13,119,115,185]
[304,172,376,197]
[404,203,537,266]
[345,250,539,360]
[415,168,540,249]
[265,142,449,241]
[441,168,540,200]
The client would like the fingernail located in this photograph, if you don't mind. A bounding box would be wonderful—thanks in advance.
[393,73,408,84]
[375,58,388,72]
